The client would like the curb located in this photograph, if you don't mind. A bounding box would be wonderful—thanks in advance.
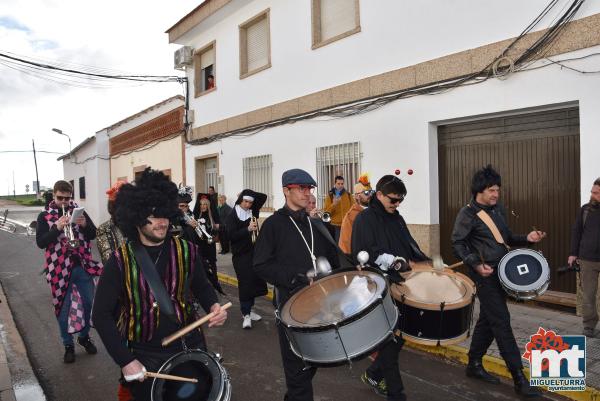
[216,272,600,401]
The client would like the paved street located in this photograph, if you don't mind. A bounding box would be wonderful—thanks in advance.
[0,228,563,401]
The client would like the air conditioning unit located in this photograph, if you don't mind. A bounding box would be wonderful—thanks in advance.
[174,46,193,70]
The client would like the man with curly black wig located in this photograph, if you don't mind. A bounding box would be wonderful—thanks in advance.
[452,165,545,398]
[92,168,228,401]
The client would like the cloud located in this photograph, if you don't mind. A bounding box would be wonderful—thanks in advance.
[0,16,30,33]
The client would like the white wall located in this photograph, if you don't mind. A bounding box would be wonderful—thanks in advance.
[62,134,110,224]
[175,0,600,126]
[185,45,600,224]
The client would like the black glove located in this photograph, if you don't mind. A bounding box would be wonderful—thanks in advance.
[387,270,405,284]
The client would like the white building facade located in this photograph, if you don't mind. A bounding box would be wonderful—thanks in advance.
[60,134,110,224]
[168,0,600,297]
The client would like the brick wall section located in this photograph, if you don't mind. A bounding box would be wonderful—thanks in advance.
[110,107,184,155]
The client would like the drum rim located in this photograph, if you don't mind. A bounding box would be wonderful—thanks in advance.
[505,280,550,300]
[498,249,550,293]
[150,349,227,401]
[400,330,469,346]
[279,270,388,331]
[390,270,475,310]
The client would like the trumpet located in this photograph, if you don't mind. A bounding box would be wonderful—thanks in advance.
[250,216,259,244]
[315,211,331,223]
[183,214,213,244]
[61,205,79,248]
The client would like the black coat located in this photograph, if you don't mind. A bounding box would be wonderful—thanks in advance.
[570,202,600,261]
[217,203,233,229]
[351,197,429,268]
[253,207,340,305]
[226,209,267,300]
[452,199,529,271]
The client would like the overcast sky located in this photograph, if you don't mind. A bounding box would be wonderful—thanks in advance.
[0,0,199,196]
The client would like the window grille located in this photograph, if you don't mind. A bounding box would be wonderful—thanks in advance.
[316,142,361,207]
[243,154,273,209]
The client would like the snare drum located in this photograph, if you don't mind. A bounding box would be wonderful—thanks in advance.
[391,265,475,346]
[498,248,550,300]
[151,350,231,401]
[278,270,398,366]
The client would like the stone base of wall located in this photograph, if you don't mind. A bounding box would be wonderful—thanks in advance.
[407,224,440,258]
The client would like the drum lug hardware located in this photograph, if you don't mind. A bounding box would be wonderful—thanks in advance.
[436,302,446,347]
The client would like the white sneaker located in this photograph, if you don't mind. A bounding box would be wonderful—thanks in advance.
[249,311,262,321]
[242,315,252,329]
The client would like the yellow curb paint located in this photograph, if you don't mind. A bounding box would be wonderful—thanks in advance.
[216,272,598,401]
[217,272,273,301]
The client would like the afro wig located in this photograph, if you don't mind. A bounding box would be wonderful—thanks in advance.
[114,168,180,240]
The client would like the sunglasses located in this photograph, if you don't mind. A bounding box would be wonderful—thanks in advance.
[56,196,72,201]
[357,190,375,196]
[287,184,315,193]
[385,194,405,204]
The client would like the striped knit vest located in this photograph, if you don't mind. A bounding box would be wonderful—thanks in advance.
[114,236,196,342]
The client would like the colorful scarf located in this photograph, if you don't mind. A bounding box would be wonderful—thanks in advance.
[43,201,103,331]
[114,236,196,342]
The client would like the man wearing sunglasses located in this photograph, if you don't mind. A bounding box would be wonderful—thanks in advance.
[254,168,340,401]
[351,175,429,401]
[338,176,374,255]
[36,180,102,364]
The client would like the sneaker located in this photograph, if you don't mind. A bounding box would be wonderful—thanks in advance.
[64,345,75,363]
[77,336,98,355]
[242,315,252,329]
[249,311,262,321]
[361,372,387,397]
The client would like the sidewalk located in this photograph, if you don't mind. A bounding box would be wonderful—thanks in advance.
[0,283,19,401]
[214,252,600,401]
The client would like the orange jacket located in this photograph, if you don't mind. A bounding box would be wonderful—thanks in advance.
[338,203,365,255]
[323,190,353,226]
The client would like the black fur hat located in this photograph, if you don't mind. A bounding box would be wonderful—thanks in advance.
[114,168,180,239]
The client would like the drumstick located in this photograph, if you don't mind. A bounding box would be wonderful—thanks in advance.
[162,302,232,346]
[145,371,198,383]
[446,261,464,269]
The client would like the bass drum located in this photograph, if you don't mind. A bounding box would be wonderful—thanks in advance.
[391,265,475,346]
[278,270,398,366]
[498,248,550,300]
[151,350,231,401]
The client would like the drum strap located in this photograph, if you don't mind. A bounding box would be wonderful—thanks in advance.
[132,241,178,324]
[475,210,510,250]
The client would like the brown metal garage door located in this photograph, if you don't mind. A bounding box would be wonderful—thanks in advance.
[438,107,580,294]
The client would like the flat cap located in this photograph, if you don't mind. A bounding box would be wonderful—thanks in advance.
[282,169,317,187]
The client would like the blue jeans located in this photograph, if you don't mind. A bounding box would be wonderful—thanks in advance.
[56,266,95,346]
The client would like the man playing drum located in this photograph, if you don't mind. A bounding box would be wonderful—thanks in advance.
[92,168,227,401]
[452,165,545,398]
[253,168,340,401]
[351,175,429,401]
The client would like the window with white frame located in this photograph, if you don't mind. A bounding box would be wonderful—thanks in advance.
[194,42,216,97]
[312,0,361,49]
[243,154,273,209]
[239,10,271,79]
[316,142,361,207]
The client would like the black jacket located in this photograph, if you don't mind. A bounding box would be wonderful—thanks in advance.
[452,199,529,271]
[253,206,340,305]
[218,203,233,228]
[570,202,600,261]
[351,197,429,267]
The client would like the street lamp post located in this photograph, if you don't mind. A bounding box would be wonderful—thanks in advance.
[51,128,72,154]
